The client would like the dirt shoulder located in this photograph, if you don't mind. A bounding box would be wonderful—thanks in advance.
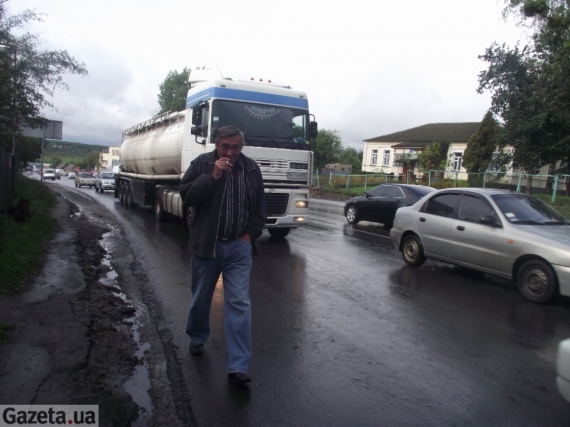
[0,192,140,426]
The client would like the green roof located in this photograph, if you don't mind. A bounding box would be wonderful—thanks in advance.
[364,122,481,147]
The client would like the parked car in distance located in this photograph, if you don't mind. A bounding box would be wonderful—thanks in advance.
[95,172,116,193]
[557,338,570,403]
[75,172,96,188]
[55,168,64,178]
[43,169,56,180]
[390,187,570,303]
[344,184,436,228]
[68,171,76,179]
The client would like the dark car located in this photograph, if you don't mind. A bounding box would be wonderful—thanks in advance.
[344,183,436,228]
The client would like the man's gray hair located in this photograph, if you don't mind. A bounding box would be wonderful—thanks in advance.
[214,126,244,146]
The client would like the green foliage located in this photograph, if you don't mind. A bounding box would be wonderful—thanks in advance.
[38,140,109,169]
[464,111,502,185]
[82,149,100,169]
[0,135,42,165]
[0,176,58,293]
[313,129,344,171]
[158,67,191,114]
[0,1,88,158]
[417,142,449,173]
[479,0,570,174]
[339,147,363,173]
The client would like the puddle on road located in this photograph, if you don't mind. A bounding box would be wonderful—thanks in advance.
[99,230,154,426]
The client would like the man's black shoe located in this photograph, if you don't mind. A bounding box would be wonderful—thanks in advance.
[228,372,251,385]
[189,342,203,355]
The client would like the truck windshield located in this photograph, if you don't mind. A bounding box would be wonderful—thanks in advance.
[211,99,311,150]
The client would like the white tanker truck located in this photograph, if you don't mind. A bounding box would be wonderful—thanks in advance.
[115,71,318,238]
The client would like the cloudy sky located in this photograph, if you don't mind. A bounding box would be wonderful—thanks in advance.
[7,0,527,148]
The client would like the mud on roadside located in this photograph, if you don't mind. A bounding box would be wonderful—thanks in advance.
[0,192,146,426]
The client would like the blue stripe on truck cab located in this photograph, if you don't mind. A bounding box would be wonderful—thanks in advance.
[186,87,309,109]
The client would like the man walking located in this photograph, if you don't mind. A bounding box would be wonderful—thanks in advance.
[180,125,266,385]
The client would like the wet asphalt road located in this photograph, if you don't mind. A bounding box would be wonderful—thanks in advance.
[46,178,570,426]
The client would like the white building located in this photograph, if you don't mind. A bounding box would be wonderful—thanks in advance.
[99,146,120,171]
[362,122,481,181]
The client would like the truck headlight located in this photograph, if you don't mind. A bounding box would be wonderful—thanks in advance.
[296,201,308,209]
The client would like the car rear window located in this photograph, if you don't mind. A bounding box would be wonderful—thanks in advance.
[406,186,436,197]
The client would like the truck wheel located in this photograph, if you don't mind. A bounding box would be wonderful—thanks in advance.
[268,228,290,238]
[154,192,165,222]
[119,182,126,205]
[126,183,133,208]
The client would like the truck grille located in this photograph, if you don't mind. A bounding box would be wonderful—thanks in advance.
[265,193,289,216]
[256,159,289,168]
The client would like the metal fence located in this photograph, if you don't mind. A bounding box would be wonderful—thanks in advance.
[313,170,570,202]
[0,147,17,213]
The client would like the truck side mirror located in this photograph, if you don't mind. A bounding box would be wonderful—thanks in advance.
[309,121,318,140]
[191,126,203,136]
[192,107,202,126]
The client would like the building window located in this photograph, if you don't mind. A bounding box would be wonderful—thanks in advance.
[382,150,390,167]
[371,149,378,166]
[452,152,463,171]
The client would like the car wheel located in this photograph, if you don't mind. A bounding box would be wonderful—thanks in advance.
[346,205,359,224]
[154,192,165,222]
[517,259,557,303]
[268,228,290,238]
[402,234,426,267]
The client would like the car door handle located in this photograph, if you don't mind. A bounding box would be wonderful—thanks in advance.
[419,217,426,222]
[457,225,465,231]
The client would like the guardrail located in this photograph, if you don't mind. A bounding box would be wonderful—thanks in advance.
[313,170,570,202]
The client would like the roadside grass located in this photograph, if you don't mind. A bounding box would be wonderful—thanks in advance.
[0,176,59,294]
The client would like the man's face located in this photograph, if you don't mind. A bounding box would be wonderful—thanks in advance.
[216,135,243,164]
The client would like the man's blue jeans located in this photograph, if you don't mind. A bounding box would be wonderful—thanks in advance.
[186,238,252,373]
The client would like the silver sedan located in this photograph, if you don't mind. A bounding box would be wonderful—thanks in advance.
[390,187,570,303]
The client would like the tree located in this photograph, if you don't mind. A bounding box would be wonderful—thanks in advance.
[417,142,449,176]
[80,150,100,170]
[339,147,363,173]
[463,111,502,185]
[478,1,570,193]
[312,129,343,172]
[157,67,191,114]
[0,1,88,156]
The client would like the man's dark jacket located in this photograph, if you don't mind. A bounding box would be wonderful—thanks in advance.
[180,150,266,258]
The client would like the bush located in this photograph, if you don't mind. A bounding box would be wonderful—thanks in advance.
[0,177,58,293]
